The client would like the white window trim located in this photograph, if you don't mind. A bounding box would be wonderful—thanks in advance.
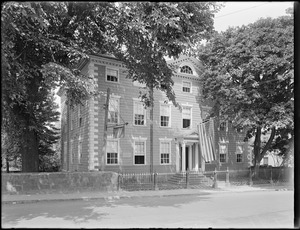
[105,138,120,165]
[105,66,119,83]
[133,98,147,127]
[133,137,147,165]
[182,80,192,93]
[159,102,172,128]
[218,141,228,163]
[181,104,193,130]
[78,136,82,164]
[159,139,172,165]
[235,142,244,163]
[179,64,194,75]
[63,141,67,163]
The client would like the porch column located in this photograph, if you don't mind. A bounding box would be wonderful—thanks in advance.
[195,143,199,171]
[175,141,180,172]
[188,145,192,171]
[181,141,186,172]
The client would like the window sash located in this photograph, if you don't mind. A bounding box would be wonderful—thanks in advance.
[78,142,82,163]
[236,154,243,162]
[183,119,191,128]
[107,69,118,82]
[107,152,118,164]
[134,101,145,125]
[160,142,170,164]
[182,82,191,92]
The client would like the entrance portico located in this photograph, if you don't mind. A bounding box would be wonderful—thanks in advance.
[175,132,204,172]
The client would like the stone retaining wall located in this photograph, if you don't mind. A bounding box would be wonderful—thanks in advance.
[2,171,118,195]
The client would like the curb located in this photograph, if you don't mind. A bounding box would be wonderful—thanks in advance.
[2,186,293,205]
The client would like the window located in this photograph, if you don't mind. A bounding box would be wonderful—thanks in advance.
[78,137,82,164]
[236,144,243,163]
[134,141,146,165]
[160,103,171,127]
[70,139,74,164]
[263,157,268,165]
[106,68,118,82]
[182,81,191,93]
[106,140,118,165]
[133,100,146,126]
[182,106,191,129]
[236,127,243,133]
[78,104,84,127]
[180,65,193,74]
[160,141,171,164]
[63,142,67,164]
[219,143,228,163]
[108,97,119,124]
[219,121,227,131]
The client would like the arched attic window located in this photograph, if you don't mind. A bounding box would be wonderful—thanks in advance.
[180,65,193,75]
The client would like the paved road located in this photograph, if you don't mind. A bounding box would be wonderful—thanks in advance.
[2,190,294,228]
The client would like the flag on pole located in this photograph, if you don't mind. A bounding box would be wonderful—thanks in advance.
[198,118,216,162]
[113,125,125,138]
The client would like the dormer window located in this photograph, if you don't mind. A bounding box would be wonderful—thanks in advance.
[180,65,193,75]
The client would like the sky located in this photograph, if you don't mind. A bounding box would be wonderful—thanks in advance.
[214,1,294,32]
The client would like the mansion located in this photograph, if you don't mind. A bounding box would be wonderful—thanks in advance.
[58,54,252,173]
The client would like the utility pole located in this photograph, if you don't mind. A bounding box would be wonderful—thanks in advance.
[100,88,110,171]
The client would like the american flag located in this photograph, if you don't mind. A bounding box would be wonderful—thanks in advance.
[198,118,216,162]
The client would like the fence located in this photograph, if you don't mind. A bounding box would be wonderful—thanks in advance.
[118,167,293,191]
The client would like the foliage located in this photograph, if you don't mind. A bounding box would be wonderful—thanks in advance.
[2,2,222,172]
[198,14,294,168]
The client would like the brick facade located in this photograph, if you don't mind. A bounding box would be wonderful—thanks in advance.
[59,54,252,173]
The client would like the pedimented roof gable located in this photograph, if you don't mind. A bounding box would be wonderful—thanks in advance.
[167,55,204,76]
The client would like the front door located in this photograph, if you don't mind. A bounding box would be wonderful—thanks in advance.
[185,146,189,171]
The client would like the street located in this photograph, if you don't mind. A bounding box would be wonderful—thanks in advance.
[2,190,294,228]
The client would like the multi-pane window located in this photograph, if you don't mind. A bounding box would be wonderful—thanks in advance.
[160,103,171,127]
[263,157,268,165]
[236,144,243,163]
[180,65,193,74]
[78,104,84,127]
[78,137,82,164]
[134,141,146,165]
[160,142,171,164]
[134,100,146,126]
[182,81,191,93]
[70,139,74,164]
[182,107,191,129]
[63,142,67,164]
[219,121,227,131]
[236,127,243,133]
[106,68,118,82]
[108,97,119,124]
[106,140,118,165]
[219,143,228,163]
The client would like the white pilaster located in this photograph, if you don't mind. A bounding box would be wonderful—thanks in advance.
[195,143,199,171]
[181,141,186,172]
[175,142,180,172]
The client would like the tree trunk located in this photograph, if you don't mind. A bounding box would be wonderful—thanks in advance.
[21,127,39,172]
[6,155,9,173]
[253,126,276,177]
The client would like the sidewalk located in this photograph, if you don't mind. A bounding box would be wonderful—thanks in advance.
[2,183,293,205]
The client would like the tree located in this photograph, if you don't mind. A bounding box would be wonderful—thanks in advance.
[198,14,294,174]
[2,2,221,172]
